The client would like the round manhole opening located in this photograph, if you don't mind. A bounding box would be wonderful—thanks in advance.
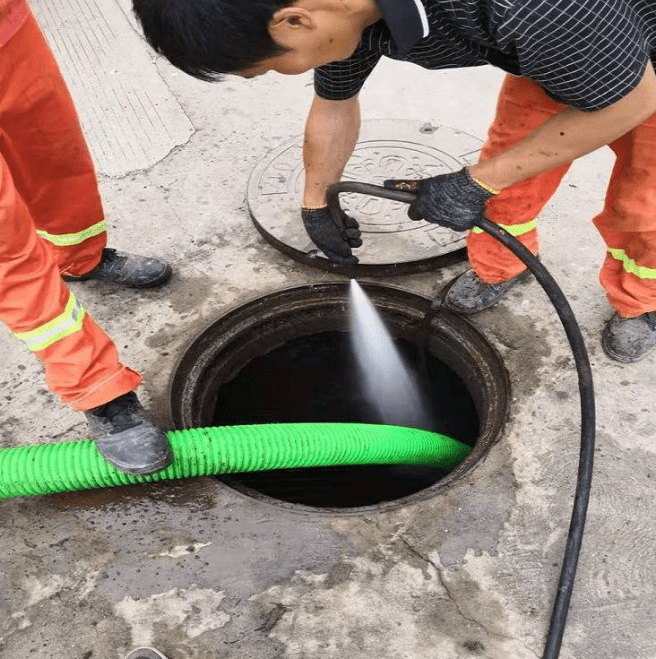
[170,282,509,513]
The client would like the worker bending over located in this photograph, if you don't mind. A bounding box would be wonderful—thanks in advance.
[134,0,656,363]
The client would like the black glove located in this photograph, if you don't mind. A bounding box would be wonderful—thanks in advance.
[383,168,495,231]
[301,205,362,264]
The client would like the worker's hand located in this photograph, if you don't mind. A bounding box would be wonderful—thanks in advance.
[383,168,496,231]
[301,206,362,264]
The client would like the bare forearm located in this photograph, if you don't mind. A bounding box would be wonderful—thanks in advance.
[303,95,361,207]
[470,63,656,191]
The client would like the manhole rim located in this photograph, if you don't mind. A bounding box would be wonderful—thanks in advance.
[169,281,510,514]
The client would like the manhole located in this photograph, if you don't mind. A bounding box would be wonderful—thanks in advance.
[247,120,483,276]
[170,282,509,513]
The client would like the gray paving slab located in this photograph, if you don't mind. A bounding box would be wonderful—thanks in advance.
[32,0,194,176]
[1,6,655,659]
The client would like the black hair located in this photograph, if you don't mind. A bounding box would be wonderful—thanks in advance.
[132,0,293,79]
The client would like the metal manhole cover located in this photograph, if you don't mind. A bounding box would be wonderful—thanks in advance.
[247,120,483,275]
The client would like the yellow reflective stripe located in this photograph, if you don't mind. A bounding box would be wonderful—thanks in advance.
[472,219,537,235]
[37,219,107,247]
[469,174,500,195]
[608,247,656,280]
[14,293,86,352]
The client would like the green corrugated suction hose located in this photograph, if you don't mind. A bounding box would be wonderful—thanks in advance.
[0,423,470,499]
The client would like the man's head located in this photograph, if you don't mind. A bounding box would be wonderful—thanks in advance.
[132,0,379,79]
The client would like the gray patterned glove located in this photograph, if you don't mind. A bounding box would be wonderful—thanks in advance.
[383,168,496,231]
[301,206,362,264]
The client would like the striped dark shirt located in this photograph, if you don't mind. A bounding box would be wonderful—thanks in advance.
[315,0,656,111]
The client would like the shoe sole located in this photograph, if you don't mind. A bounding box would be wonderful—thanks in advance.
[124,648,169,659]
[107,450,173,475]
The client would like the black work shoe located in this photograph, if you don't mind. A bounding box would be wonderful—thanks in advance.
[443,267,533,314]
[124,648,169,659]
[64,248,172,288]
[85,391,172,475]
[601,311,656,363]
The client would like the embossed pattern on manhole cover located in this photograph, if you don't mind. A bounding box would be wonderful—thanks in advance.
[247,120,483,274]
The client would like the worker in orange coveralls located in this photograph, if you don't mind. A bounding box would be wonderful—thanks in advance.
[0,1,172,474]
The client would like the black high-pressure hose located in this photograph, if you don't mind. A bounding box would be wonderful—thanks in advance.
[326,181,595,659]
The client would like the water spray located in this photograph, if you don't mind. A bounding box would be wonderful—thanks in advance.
[349,279,435,430]
[326,180,594,659]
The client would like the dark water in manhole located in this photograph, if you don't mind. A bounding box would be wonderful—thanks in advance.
[212,330,479,508]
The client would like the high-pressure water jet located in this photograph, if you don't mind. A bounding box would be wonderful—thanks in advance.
[349,279,435,430]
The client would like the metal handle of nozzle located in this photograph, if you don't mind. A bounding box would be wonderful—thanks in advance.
[326,179,594,659]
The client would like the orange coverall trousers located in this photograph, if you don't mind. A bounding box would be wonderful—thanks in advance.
[0,9,141,411]
[468,74,656,319]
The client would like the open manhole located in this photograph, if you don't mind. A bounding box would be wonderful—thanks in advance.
[170,282,509,513]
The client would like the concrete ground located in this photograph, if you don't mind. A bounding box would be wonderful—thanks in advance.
[1,2,655,659]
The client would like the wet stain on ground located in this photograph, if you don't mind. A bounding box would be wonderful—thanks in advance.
[467,304,552,399]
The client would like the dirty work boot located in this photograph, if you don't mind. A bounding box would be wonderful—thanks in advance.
[601,311,656,363]
[84,391,172,474]
[443,267,533,314]
[124,648,170,659]
[64,248,172,288]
